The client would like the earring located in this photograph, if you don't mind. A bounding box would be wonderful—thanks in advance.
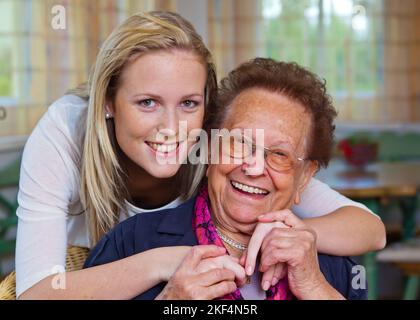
[105,113,112,119]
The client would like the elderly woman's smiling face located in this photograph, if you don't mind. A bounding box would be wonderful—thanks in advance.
[207,88,318,234]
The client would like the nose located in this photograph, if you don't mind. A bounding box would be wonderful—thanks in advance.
[158,108,179,141]
[242,148,266,176]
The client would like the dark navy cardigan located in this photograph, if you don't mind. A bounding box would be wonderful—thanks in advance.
[84,197,367,300]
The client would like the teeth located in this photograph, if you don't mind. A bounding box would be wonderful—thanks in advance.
[231,181,268,195]
[148,142,178,153]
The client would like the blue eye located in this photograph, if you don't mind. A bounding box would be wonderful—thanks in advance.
[182,100,198,108]
[138,99,156,108]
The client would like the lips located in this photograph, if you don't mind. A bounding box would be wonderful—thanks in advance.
[144,140,184,157]
[230,180,269,195]
[146,141,179,153]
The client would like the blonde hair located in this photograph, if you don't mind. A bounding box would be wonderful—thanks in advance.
[71,11,217,244]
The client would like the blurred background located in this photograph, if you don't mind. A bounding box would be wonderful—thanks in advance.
[0,0,419,299]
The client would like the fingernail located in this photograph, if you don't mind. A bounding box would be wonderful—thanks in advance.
[258,214,264,219]
[246,265,253,276]
[271,277,278,286]
[263,281,270,291]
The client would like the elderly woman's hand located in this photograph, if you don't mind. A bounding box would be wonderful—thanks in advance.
[242,209,296,290]
[196,254,247,287]
[155,245,244,300]
[255,211,343,299]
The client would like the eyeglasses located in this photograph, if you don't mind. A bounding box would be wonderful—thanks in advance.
[217,133,308,172]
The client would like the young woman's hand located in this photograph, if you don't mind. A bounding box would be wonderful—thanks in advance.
[196,254,247,287]
[155,246,193,282]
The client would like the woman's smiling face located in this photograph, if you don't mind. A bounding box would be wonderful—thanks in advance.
[110,49,207,178]
[207,88,317,234]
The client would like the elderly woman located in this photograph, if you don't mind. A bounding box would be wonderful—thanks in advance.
[84,58,367,300]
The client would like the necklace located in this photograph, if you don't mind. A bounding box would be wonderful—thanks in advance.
[215,228,248,251]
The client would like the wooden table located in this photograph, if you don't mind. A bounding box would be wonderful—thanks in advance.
[316,160,420,299]
[317,160,420,195]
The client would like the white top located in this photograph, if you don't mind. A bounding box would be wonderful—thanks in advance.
[15,95,376,298]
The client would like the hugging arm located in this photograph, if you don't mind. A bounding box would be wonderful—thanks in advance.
[293,178,386,255]
[20,215,191,299]
[21,230,191,300]
[304,206,386,255]
[20,248,188,300]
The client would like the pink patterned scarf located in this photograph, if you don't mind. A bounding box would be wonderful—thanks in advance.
[192,185,295,300]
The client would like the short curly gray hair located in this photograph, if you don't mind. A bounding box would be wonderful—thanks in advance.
[205,57,337,168]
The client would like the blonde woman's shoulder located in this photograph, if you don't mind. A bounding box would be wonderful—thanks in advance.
[47,94,88,124]
[41,94,88,145]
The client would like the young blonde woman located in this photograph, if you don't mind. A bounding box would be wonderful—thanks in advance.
[16,11,385,299]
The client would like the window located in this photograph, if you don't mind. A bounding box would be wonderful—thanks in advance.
[0,0,176,139]
[0,1,17,107]
[208,0,420,124]
[261,0,383,123]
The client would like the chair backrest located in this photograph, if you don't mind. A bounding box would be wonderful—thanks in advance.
[0,271,15,300]
[0,246,90,300]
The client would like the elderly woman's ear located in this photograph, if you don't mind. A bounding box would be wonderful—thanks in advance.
[294,160,319,205]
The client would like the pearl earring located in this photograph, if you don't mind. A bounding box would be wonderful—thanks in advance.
[105,113,112,119]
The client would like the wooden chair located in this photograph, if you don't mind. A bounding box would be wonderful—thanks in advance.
[0,246,90,300]
[376,237,420,299]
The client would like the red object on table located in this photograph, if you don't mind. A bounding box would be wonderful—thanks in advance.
[337,139,378,168]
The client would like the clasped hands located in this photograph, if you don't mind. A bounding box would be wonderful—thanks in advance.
[156,210,334,300]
